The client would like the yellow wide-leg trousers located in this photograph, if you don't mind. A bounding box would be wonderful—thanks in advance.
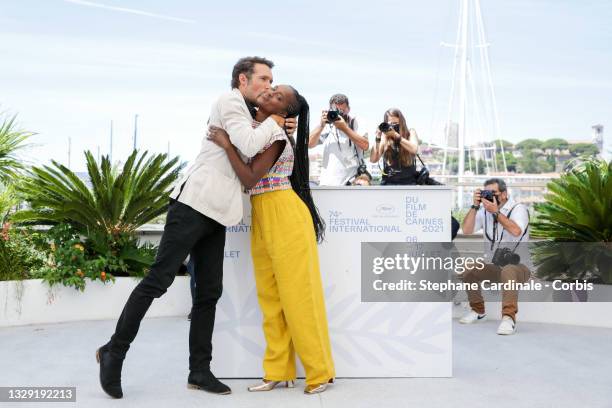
[250,189,335,385]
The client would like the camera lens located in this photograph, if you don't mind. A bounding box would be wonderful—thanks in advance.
[481,190,494,201]
[378,122,391,132]
[327,110,340,122]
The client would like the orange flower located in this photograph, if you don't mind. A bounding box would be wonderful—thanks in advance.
[1,222,10,241]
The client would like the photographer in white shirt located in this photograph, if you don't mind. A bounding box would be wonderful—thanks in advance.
[308,94,369,185]
[459,178,530,335]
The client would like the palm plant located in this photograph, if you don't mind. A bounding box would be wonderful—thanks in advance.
[0,184,19,224]
[531,159,611,241]
[530,159,612,283]
[11,149,184,278]
[0,113,34,184]
[12,149,184,234]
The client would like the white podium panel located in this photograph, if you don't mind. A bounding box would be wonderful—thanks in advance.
[212,186,453,378]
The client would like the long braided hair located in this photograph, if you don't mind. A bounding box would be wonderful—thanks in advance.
[285,87,326,243]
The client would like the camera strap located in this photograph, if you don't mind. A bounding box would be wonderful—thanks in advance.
[495,203,530,252]
[416,154,426,168]
[484,213,497,251]
[331,116,356,153]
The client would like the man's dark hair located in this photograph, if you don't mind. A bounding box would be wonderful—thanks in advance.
[329,93,349,107]
[231,56,274,89]
[484,177,507,192]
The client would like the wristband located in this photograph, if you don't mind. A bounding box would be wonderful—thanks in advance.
[471,204,479,210]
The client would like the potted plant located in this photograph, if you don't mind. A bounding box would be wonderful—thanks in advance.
[530,159,612,300]
[12,149,184,289]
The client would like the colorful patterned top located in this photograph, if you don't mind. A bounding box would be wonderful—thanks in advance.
[246,120,294,196]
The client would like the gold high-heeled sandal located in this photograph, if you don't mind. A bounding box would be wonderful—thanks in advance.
[247,379,295,392]
[304,378,334,394]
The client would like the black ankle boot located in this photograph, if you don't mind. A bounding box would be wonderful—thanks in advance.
[187,370,231,395]
[96,345,124,399]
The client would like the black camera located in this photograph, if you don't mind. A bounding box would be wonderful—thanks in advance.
[345,163,372,186]
[378,122,400,133]
[492,247,520,267]
[481,189,496,202]
[356,163,369,177]
[326,109,341,123]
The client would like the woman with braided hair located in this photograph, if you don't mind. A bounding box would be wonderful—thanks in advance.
[207,85,335,395]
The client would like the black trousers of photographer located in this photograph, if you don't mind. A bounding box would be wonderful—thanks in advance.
[106,199,226,373]
[461,263,530,322]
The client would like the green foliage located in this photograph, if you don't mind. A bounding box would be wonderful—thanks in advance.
[547,153,556,168]
[12,149,184,234]
[542,138,569,151]
[532,159,611,241]
[518,150,539,173]
[495,139,514,152]
[447,155,458,173]
[476,158,486,175]
[515,138,543,151]
[30,224,108,291]
[0,185,19,224]
[452,208,470,225]
[0,113,34,184]
[30,223,157,291]
[495,152,517,172]
[531,159,612,283]
[85,229,157,278]
[6,149,172,289]
[569,143,599,158]
[0,224,47,281]
[530,242,611,283]
[534,154,556,173]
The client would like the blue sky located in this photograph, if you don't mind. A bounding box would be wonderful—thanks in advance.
[1,0,611,171]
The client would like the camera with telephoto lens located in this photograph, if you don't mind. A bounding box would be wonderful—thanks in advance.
[480,189,496,202]
[378,122,400,133]
[326,108,341,123]
[492,247,520,267]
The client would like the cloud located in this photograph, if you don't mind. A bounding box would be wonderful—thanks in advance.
[62,0,195,24]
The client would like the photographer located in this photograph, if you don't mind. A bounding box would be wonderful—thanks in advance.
[351,174,372,186]
[369,108,419,185]
[308,94,369,185]
[459,178,530,335]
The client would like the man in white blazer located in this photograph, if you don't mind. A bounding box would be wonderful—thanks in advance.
[97,57,287,398]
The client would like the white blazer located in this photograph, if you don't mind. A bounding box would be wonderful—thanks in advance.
[169,89,282,226]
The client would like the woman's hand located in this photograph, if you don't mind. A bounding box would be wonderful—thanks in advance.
[285,117,297,136]
[207,125,232,150]
[384,129,400,141]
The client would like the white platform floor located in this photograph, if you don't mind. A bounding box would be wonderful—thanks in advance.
[1,317,610,408]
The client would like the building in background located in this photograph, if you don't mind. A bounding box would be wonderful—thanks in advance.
[592,124,610,162]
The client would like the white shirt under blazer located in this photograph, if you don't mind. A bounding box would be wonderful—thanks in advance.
[169,88,282,226]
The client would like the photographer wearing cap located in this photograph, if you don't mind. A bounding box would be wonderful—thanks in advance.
[369,108,419,185]
[308,94,369,185]
[459,178,530,335]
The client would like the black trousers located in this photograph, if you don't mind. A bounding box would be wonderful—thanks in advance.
[107,199,226,372]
